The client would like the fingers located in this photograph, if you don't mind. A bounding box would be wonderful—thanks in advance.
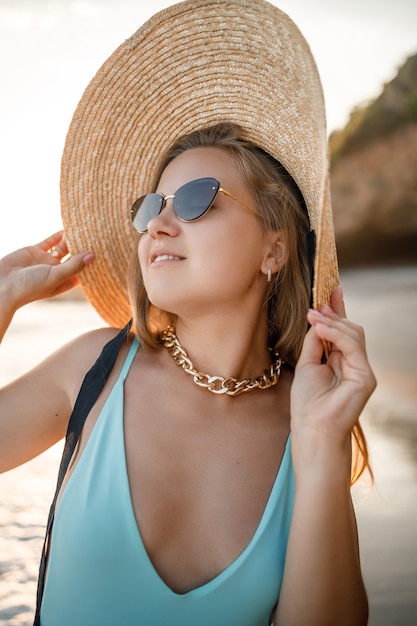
[330,285,346,318]
[37,231,65,252]
[307,308,364,353]
[45,233,70,262]
[303,286,348,361]
[48,239,70,262]
[308,308,375,393]
[298,323,326,367]
[300,288,348,367]
[37,232,94,269]
[42,251,95,299]
[307,308,375,384]
[55,251,95,278]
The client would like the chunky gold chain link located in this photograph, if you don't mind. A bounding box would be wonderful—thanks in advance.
[161,326,283,396]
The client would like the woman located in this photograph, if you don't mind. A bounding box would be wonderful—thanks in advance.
[0,1,375,625]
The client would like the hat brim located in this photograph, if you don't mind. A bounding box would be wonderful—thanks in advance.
[61,0,339,328]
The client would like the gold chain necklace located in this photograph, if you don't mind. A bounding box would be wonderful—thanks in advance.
[161,326,283,396]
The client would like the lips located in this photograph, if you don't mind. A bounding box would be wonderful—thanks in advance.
[150,251,185,264]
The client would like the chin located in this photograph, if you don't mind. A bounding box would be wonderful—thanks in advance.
[146,290,182,317]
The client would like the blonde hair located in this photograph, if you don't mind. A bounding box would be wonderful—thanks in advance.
[128,122,371,483]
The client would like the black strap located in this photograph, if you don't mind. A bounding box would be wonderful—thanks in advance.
[306,229,316,308]
[33,321,132,626]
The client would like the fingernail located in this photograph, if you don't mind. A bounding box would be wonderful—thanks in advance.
[83,253,95,265]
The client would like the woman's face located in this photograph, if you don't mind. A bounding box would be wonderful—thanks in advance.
[138,146,272,319]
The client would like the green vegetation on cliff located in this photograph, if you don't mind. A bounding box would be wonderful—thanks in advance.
[330,53,417,160]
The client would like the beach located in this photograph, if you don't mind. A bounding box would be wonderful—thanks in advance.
[0,266,416,625]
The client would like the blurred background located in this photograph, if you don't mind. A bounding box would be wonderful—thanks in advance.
[0,1,416,625]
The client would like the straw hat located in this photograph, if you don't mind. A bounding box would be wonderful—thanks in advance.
[61,0,339,328]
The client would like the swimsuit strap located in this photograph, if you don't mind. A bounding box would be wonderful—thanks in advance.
[119,336,140,381]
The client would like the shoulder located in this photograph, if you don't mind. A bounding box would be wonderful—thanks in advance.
[57,326,129,361]
[41,326,137,399]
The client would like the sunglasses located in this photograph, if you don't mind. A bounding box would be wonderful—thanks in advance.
[131,177,261,233]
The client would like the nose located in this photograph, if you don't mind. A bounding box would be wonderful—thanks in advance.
[147,195,178,238]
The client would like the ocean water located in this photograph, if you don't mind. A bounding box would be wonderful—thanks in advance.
[0,267,416,625]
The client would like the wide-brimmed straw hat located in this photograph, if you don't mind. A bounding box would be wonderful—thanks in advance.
[61,0,339,328]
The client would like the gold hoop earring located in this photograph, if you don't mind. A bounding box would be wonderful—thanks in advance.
[267,267,272,283]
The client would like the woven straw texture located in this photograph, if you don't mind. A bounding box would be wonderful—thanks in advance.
[61,0,339,327]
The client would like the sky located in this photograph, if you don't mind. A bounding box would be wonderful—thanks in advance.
[0,0,416,256]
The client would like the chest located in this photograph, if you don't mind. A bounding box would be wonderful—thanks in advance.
[123,373,290,594]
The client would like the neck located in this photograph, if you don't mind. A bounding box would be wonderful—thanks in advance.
[171,309,272,382]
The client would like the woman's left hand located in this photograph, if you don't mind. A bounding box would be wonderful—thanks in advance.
[291,286,376,444]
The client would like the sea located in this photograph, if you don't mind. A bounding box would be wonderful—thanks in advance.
[0,267,416,626]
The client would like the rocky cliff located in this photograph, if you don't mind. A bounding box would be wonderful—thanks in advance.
[330,53,417,266]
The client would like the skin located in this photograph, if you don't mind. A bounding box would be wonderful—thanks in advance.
[0,147,375,625]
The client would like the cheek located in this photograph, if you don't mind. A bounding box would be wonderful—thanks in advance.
[194,223,266,281]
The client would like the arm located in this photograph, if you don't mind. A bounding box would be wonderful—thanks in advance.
[0,232,98,472]
[274,287,376,626]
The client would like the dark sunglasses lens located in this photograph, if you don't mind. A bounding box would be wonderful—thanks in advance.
[175,178,219,221]
[131,194,164,232]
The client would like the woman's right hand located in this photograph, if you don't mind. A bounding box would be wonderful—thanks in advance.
[0,231,95,310]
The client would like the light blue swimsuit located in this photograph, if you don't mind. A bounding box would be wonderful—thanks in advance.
[41,338,295,626]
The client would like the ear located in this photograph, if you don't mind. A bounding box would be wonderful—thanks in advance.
[260,231,288,279]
